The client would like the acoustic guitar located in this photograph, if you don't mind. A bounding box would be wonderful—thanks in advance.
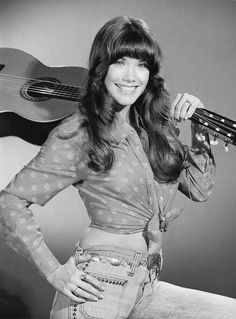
[0,48,87,145]
[0,48,236,148]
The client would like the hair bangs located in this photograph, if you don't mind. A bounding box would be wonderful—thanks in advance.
[110,29,159,71]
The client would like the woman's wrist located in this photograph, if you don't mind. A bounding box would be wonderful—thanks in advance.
[29,242,61,278]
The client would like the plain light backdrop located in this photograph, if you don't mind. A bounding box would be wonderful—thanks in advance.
[0,0,236,318]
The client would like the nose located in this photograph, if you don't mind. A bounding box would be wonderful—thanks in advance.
[123,65,136,82]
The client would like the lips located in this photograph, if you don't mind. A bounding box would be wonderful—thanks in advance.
[115,84,138,93]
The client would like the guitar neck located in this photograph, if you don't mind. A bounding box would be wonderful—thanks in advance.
[191,108,236,147]
[49,83,81,101]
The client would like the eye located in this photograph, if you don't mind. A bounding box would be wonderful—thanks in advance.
[113,59,124,66]
[138,61,148,69]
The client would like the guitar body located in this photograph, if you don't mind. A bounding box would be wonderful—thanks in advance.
[0,48,87,144]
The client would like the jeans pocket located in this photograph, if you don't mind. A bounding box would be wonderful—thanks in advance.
[73,261,129,319]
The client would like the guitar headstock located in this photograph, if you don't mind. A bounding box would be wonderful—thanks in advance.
[191,109,236,151]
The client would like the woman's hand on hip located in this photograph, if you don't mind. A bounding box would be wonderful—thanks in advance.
[170,93,205,122]
[46,254,104,303]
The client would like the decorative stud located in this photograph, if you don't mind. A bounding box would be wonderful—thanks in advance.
[224,143,229,152]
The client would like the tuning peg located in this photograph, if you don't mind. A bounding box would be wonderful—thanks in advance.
[224,143,229,152]
[196,133,206,142]
[210,136,218,145]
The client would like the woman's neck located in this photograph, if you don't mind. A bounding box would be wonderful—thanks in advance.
[118,105,131,124]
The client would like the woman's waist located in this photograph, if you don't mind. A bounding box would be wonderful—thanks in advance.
[79,226,152,252]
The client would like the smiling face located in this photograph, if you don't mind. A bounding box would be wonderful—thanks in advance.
[104,57,150,110]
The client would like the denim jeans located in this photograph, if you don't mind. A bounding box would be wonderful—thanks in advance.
[50,245,236,319]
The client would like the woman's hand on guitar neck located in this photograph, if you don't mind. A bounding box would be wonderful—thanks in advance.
[170,93,205,122]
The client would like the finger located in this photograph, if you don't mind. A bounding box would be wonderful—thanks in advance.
[71,284,102,302]
[67,290,87,304]
[72,277,104,300]
[185,100,204,119]
[172,93,190,120]
[82,273,105,292]
[72,253,92,267]
[178,101,192,121]
[72,269,104,293]
[170,93,182,118]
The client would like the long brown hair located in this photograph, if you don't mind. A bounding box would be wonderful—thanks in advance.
[80,16,186,182]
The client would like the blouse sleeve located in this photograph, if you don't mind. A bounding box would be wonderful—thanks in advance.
[0,113,86,277]
[178,123,216,201]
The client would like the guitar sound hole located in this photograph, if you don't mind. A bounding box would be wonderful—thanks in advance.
[20,77,60,101]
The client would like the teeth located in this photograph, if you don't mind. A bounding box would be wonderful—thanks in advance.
[116,85,136,93]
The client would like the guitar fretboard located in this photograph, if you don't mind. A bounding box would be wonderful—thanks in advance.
[53,84,81,101]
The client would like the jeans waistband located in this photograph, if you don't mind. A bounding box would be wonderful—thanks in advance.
[74,244,162,276]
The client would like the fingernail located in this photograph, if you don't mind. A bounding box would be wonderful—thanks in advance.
[99,294,104,299]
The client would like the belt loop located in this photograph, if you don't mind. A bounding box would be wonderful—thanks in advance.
[72,246,84,266]
[127,251,141,276]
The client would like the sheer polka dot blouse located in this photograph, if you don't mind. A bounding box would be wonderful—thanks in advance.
[0,111,215,277]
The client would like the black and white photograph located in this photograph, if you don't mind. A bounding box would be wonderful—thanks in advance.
[0,1,236,318]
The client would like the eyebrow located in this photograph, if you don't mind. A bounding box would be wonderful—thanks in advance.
[117,56,146,62]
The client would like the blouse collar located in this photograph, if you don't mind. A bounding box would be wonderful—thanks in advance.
[109,113,134,144]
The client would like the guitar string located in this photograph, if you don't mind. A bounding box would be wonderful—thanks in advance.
[0,74,82,99]
[0,84,81,100]
[195,108,236,125]
[0,81,81,99]
[195,113,236,145]
[1,75,235,142]
[191,112,235,140]
[1,82,235,133]
[194,109,236,142]
[0,73,83,88]
[0,74,235,121]
[1,92,234,142]
[192,112,234,133]
[1,74,236,122]
[3,85,236,132]
[1,73,236,125]
[195,109,236,130]
[0,89,80,100]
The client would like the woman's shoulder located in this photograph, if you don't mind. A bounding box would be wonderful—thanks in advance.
[49,109,88,144]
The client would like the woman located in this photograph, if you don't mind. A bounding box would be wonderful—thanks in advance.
[0,16,235,318]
